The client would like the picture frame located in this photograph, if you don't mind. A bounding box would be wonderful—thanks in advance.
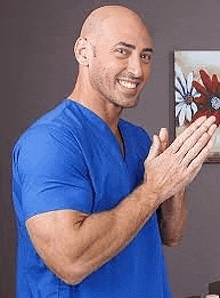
[174,50,220,163]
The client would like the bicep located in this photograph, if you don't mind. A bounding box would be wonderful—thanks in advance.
[15,128,95,282]
[26,209,88,279]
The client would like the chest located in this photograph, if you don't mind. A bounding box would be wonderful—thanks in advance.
[79,128,145,212]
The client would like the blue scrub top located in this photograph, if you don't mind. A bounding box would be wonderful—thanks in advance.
[12,99,172,297]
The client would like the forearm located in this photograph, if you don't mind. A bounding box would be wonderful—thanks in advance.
[28,117,216,284]
[159,188,187,247]
[75,185,158,266]
[43,183,160,285]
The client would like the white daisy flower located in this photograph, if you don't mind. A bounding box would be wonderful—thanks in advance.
[175,64,199,126]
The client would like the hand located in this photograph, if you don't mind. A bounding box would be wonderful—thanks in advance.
[144,116,217,203]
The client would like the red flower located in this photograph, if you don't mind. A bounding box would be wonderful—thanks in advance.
[192,69,220,125]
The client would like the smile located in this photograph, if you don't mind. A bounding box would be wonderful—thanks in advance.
[118,80,138,89]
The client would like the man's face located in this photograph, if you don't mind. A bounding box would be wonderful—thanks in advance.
[87,16,153,109]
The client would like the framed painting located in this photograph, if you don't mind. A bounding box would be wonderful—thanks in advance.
[174,50,220,163]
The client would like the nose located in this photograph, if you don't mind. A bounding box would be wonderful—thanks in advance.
[127,54,143,78]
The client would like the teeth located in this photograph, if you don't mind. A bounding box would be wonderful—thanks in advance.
[118,80,137,89]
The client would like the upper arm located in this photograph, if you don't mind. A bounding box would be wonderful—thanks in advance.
[26,209,89,284]
[14,126,94,218]
[13,126,95,283]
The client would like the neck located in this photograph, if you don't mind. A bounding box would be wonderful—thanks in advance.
[68,75,123,135]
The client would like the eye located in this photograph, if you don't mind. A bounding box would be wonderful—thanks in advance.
[115,48,130,58]
[141,53,152,64]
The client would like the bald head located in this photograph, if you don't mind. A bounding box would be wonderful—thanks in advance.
[80,6,149,43]
[72,5,153,110]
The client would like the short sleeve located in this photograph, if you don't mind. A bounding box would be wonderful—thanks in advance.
[14,125,94,219]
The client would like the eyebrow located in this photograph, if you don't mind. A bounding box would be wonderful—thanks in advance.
[114,41,154,53]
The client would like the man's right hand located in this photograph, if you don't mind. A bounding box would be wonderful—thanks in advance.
[144,115,217,203]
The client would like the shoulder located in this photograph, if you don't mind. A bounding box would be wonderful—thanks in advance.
[13,100,83,153]
[12,100,88,171]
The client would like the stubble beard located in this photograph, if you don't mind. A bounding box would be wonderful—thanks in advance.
[101,79,141,109]
[90,69,142,109]
[97,86,141,109]
[110,94,140,109]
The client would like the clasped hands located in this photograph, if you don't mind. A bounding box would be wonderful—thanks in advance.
[144,116,217,203]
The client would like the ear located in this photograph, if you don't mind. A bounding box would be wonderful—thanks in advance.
[74,37,89,66]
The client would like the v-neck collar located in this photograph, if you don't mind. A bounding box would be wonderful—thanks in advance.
[65,98,127,161]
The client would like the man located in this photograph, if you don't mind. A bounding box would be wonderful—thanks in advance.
[12,5,216,298]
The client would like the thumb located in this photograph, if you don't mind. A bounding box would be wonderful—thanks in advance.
[159,128,169,152]
[146,135,161,162]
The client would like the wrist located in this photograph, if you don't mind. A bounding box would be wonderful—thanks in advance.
[138,182,162,211]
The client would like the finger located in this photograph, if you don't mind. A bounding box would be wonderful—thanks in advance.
[178,121,217,161]
[146,135,161,162]
[207,122,218,138]
[169,116,207,153]
[187,131,216,173]
[203,128,216,152]
[206,130,217,150]
[159,128,169,152]
[181,124,217,168]
[169,115,216,155]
